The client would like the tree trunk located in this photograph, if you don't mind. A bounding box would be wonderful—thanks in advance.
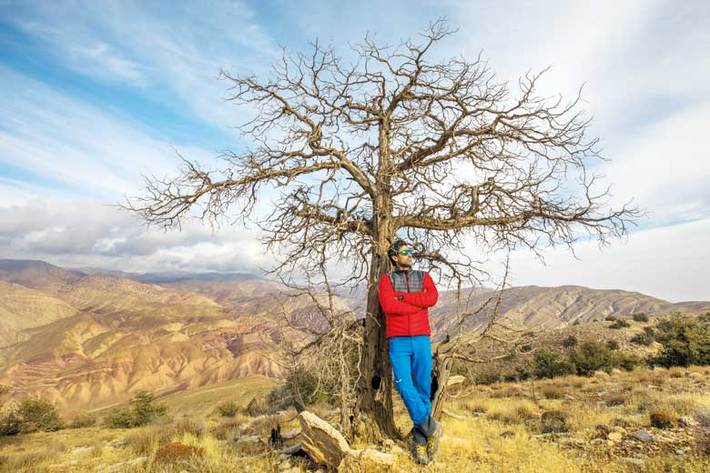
[430,336,456,420]
[354,241,398,441]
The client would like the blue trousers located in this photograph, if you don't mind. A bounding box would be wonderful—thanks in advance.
[388,335,435,444]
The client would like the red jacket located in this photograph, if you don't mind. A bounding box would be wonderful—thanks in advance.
[378,270,439,338]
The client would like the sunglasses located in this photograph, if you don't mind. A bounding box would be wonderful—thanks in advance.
[398,249,414,256]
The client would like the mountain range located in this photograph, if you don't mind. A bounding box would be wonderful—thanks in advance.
[1,259,708,416]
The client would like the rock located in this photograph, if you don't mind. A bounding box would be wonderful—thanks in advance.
[540,410,569,434]
[447,375,466,387]
[590,438,605,445]
[297,410,394,470]
[633,430,655,442]
[674,448,685,455]
[281,429,301,440]
[622,457,645,466]
[678,416,698,428]
[71,446,93,455]
[96,456,147,473]
[107,438,127,449]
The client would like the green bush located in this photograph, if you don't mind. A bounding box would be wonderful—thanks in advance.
[474,371,502,385]
[561,336,578,348]
[16,398,63,433]
[630,332,654,346]
[105,391,167,429]
[532,349,576,379]
[609,319,631,329]
[652,315,710,367]
[216,401,239,418]
[632,313,649,322]
[105,408,139,428]
[0,410,20,436]
[570,341,615,376]
[606,340,620,350]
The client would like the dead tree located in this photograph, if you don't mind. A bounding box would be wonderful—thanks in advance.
[124,20,640,441]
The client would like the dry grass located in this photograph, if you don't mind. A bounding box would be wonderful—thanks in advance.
[0,365,709,472]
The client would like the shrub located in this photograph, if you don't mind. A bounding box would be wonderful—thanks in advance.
[561,335,578,348]
[0,410,20,436]
[540,410,569,433]
[651,315,710,367]
[541,385,565,399]
[131,391,167,426]
[105,391,167,428]
[632,313,649,322]
[650,410,675,429]
[609,319,631,329]
[105,408,139,428]
[475,371,502,385]
[16,398,63,432]
[216,401,239,418]
[634,330,655,345]
[605,315,618,322]
[266,366,332,410]
[155,442,204,463]
[614,353,641,371]
[606,340,620,350]
[570,341,615,376]
[532,349,576,379]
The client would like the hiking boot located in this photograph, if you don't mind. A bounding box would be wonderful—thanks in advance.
[427,419,444,459]
[412,442,430,464]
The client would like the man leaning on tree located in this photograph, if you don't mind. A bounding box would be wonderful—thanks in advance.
[378,239,443,465]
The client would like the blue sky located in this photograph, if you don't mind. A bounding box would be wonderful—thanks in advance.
[0,0,709,301]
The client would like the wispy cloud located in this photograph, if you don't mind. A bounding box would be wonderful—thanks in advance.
[4,0,281,127]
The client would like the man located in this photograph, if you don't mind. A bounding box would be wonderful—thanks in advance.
[378,239,443,464]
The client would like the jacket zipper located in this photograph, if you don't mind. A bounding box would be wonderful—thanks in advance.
[404,272,411,336]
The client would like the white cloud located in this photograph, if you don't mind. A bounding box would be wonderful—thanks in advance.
[475,217,710,303]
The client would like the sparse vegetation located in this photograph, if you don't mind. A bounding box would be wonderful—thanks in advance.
[16,398,63,433]
[216,401,239,418]
[105,391,167,428]
[650,410,675,429]
[561,335,578,348]
[632,313,649,322]
[652,314,710,367]
[609,319,630,329]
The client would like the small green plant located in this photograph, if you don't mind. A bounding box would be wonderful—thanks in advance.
[650,410,675,429]
[609,319,631,329]
[606,340,620,350]
[216,401,239,417]
[561,335,578,348]
[630,332,654,346]
[632,313,649,322]
[0,410,20,436]
[475,371,502,385]
[540,410,569,433]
